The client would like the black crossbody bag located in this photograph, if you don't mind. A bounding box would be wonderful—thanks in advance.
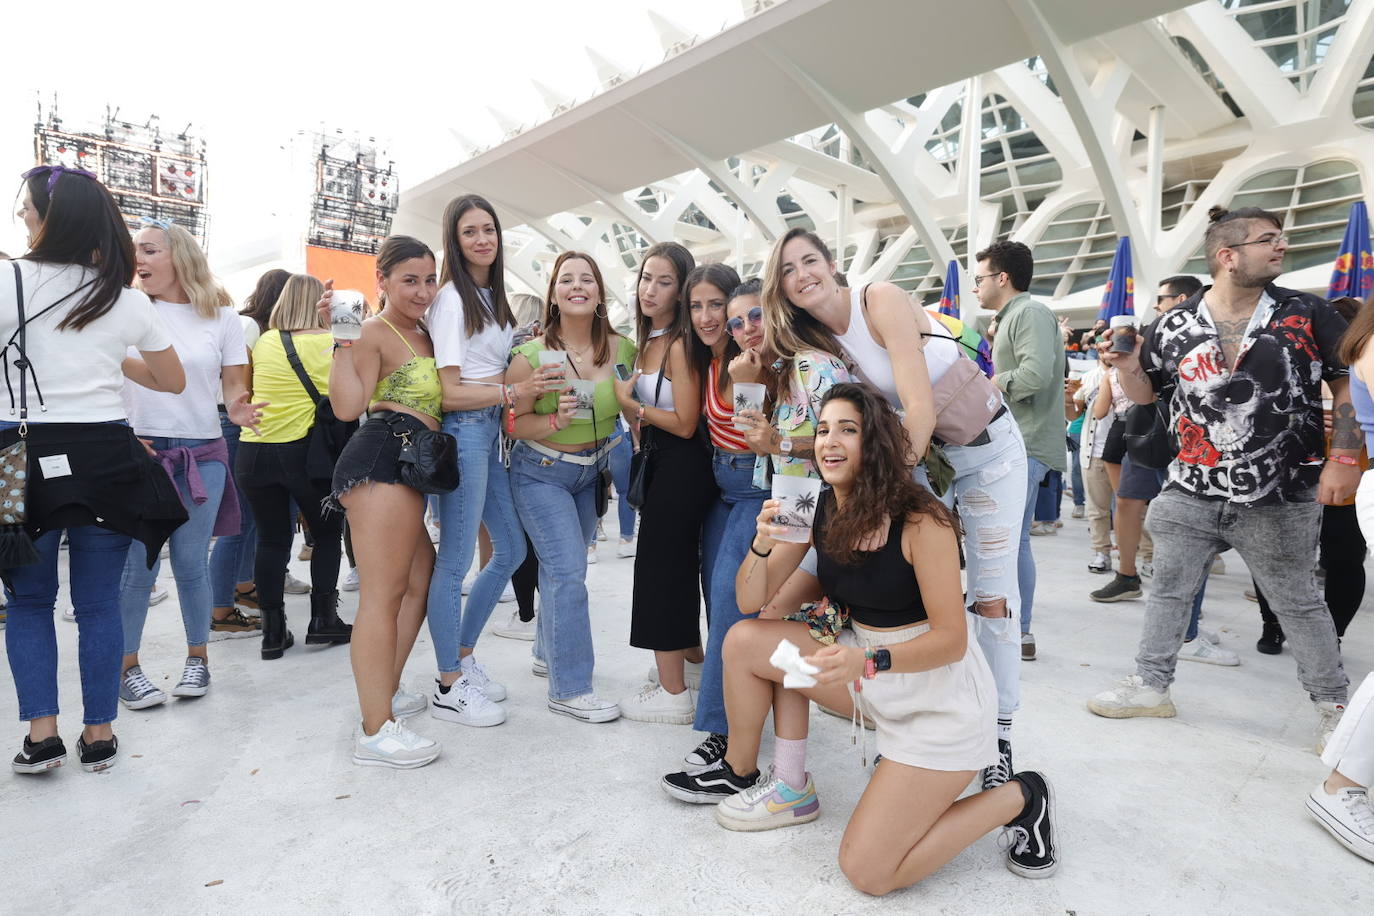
[280,332,358,483]
[626,370,665,511]
[0,263,40,568]
[567,358,614,518]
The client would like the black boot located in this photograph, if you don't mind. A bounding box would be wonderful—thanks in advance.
[307,590,352,645]
[1256,622,1285,655]
[260,604,294,661]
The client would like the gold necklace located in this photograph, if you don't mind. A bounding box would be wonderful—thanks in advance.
[567,341,593,364]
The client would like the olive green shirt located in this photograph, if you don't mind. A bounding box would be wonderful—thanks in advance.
[991,292,1067,472]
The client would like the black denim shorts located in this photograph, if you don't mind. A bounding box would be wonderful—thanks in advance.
[329,411,430,507]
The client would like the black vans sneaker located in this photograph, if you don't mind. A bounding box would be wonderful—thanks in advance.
[12,735,67,774]
[76,734,118,773]
[1004,771,1058,878]
[981,738,1014,791]
[684,733,728,769]
[661,759,758,804]
[1090,573,1142,603]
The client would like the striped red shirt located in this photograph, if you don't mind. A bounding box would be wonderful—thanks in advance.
[705,359,750,450]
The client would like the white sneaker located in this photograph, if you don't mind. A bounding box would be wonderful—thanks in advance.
[531,656,548,678]
[62,607,76,622]
[284,573,311,595]
[1316,701,1345,755]
[548,693,620,723]
[1306,782,1374,864]
[616,538,636,558]
[391,687,427,719]
[1178,638,1239,666]
[149,584,170,606]
[1087,675,1177,719]
[426,522,441,544]
[587,543,598,565]
[499,582,515,603]
[1210,555,1226,575]
[596,520,607,542]
[430,676,506,727]
[341,568,360,592]
[1198,628,1221,645]
[648,660,703,691]
[619,683,695,725]
[1088,552,1110,574]
[1138,561,1154,579]
[460,655,507,702]
[493,610,536,641]
[353,719,440,769]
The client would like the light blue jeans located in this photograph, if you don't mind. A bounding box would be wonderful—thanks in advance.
[609,419,636,540]
[939,413,1027,718]
[119,436,226,653]
[511,441,601,701]
[208,411,255,606]
[1018,455,1052,634]
[427,406,526,673]
[696,450,768,735]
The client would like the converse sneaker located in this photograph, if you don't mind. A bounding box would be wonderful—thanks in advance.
[1087,675,1176,718]
[391,687,427,719]
[531,656,548,678]
[341,568,360,592]
[616,538,636,558]
[12,735,66,774]
[1178,638,1240,666]
[715,766,820,832]
[1315,701,1345,755]
[1021,633,1036,661]
[1087,552,1111,574]
[619,684,695,725]
[353,719,440,769]
[1306,782,1374,864]
[430,677,506,727]
[684,733,728,769]
[492,610,536,641]
[171,657,211,698]
[120,665,168,710]
[76,733,118,772]
[981,738,1014,791]
[284,573,311,595]
[460,655,507,702]
[548,693,620,723]
[1090,573,1142,603]
[662,758,757,804]
[149,584,170,606]
[647,660,703,691]
[1003,771,1058,878]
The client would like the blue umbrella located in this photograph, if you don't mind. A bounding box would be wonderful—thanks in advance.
[937,260,960,318]
[1097,236,1134,322]
[1327,201,1374,301]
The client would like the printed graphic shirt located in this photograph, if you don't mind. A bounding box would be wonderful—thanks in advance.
[752,349,852,489]
[1139,284,1349,505]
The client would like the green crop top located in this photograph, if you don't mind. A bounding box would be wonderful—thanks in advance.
[514,335,637,444]
[371,317,443,420]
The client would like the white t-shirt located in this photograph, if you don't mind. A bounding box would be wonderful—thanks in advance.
[218,314,261,405]
[429,283,515,378]
[124,300,247,439]
[0,260,172,424]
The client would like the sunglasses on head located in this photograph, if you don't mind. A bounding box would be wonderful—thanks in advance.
[726,306,763,335]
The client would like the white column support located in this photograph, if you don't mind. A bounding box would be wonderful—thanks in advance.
[1145,105,1165,246]
[960,76,982,324]
[759,42,958,272]
[1169,3,1301,132]
[836,183,849,270]
[523,152,661,244]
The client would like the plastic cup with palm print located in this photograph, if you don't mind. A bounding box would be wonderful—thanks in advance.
[330,290,366,340]
[733,382,767,430]
[538,350,568,392]
[568,379,596,421]
[770,475,822,544]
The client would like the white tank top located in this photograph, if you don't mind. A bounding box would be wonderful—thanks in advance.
[635,370,675,409]
[834,286,960,409]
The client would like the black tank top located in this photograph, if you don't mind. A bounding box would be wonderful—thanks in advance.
[814,490,928,628]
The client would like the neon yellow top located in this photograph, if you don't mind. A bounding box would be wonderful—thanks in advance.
[515,335,636,444]
[370,317,442,420]
[243,330,333,444]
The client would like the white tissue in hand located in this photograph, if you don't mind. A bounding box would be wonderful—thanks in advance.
[770,638,821,688]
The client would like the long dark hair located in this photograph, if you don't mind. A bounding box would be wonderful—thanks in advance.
[685,262,742,396]
[21,171,136,331]
[440,194,513,337]
[241,268,290,332]
[1337,292,1374,366]
[816,383,956,565]
[634,241,695,357]
[544,251,617,366]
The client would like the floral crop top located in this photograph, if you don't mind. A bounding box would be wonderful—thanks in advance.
[370,317,442,420]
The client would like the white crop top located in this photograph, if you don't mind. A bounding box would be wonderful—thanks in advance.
[429,283,514,378]
[635,370,676,409]
[834,286,960,409]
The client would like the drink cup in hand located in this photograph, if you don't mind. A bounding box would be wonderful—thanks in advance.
[1109,315,1137,354]
[733,382,767,429]
[568,379,595,421]
[770,475,822,544]
[330,291,366,340]
[538,351,568,391]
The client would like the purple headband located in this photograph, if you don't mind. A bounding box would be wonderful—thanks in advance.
[22,164,99,194]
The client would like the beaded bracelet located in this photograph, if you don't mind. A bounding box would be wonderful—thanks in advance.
[863,648,877,680]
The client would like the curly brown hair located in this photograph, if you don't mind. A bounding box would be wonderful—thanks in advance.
[815,382,957,565]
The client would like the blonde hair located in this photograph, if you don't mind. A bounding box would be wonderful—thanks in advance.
[760,227,846,363]
[152,223,233,319]
[268,274,326,331]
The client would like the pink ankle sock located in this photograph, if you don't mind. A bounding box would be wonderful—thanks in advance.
[773,737,807,790]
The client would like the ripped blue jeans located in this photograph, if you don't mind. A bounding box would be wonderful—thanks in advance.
[938,412,1028,718]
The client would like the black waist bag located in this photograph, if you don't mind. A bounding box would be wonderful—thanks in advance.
[1124,402,1172,470]
[281,332,358,483]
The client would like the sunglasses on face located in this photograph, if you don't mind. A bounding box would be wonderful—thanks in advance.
[726,307,763,336]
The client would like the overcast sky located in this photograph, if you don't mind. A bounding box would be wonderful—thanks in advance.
[0,0,743,269]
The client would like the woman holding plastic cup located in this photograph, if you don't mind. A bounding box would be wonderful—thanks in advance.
[612,242,718,726]
[507,251,635,723]
[663,383,1059,893]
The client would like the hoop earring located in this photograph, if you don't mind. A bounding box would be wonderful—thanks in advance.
[595,304,607,319]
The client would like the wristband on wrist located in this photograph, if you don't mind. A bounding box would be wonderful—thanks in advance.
[1328,454,1359,466]
[749,540,772,558]
[863,648,877,680]
[637,403,646,423]
[332,340,353,350]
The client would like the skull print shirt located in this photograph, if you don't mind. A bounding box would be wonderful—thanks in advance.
[1139,284,1348,505]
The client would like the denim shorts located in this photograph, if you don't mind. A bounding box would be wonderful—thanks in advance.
[329,411,431,505]
[1118,452,1167,501]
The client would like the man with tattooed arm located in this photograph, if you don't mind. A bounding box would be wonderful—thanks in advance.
[1086,205,1352,753]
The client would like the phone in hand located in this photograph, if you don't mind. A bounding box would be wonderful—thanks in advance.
[614,363,632,382]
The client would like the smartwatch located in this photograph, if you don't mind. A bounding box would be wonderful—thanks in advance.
[873,648,892,672]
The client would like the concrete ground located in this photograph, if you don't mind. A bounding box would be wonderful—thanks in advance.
[2,503,1371,915]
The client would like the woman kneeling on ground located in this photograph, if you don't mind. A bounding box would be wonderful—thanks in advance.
[664,382,1057,894]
